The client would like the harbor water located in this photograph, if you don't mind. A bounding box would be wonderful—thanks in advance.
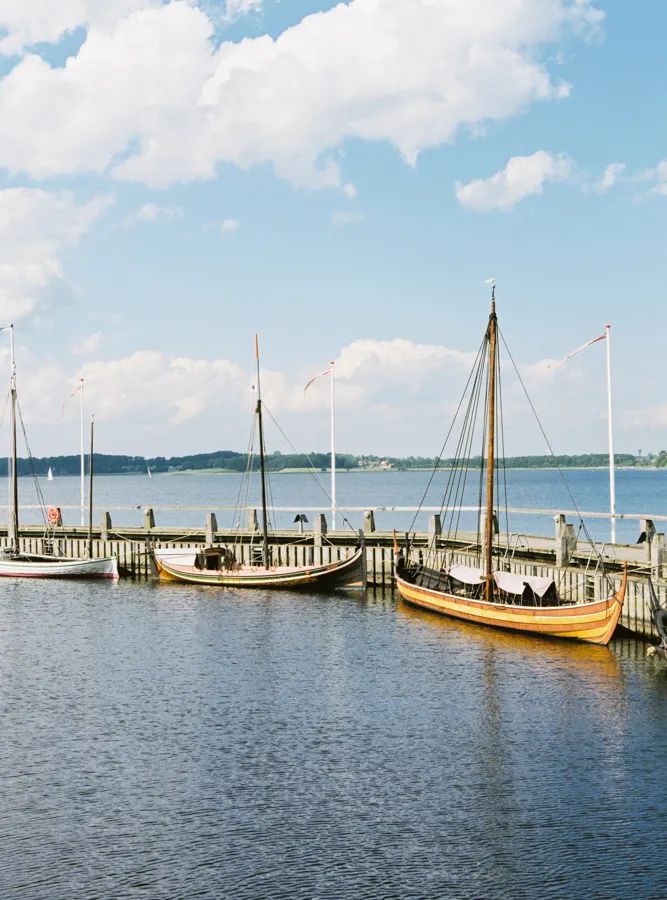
[8,467,667,542]
[1,578,666,898]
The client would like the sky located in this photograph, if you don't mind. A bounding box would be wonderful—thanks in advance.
[0,0,665,459]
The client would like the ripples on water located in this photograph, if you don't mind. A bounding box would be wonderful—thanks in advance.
[0,580,666,898]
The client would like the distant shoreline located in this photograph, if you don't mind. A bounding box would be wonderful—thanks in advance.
[163,464,659,476]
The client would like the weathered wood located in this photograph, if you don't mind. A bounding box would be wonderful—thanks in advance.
[0,522,662,639]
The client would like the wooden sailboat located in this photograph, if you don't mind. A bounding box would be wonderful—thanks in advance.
[394,285,626,645]
[0,325,118,579]
[154,337,365,590]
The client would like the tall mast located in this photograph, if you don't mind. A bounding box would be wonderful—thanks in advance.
[79,377,85,527]
[8,324,18,551]
[605,324,616,544]
[483,283,497,604]
[330,361,336,531]
[88,416,94,557]
[255,335,270,567]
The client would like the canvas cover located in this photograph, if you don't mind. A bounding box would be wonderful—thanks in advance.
[494,570,555,598]
[447,565,554,598]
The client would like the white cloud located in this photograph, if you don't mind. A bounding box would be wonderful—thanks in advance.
[330,210,364,226]
[73,332,102,355]
[0,0,602,190]
[0,188,111,321]
[0,0,159,55]
[593,162,625,194]
[80,351,248,425]
[647,160,667,197]
[300,338,477,415]
[124,201,183,225]
[4,333,649,457]
[620,405,667,430]
[220,217,240,234]
[224,0,263,23]
[9,337,475,447]
[455,150,573,211]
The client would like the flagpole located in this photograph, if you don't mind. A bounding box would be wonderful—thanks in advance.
[330,361,336,531]
[605,324,616,544]
[79,377,85,527]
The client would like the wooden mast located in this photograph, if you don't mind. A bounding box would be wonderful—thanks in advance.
[484,284,497,603]
[8,325,18,552]
[255,335,270,568]
[88,417,94,557]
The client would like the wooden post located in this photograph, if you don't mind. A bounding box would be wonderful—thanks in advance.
[555,514,577,567]
[651,533,665,579]
[313,513,327,547]
[101,511,111,541]
[206,512,218,545]
[363,510,376,534]
[428,514,442,542]
[639,517,655,562]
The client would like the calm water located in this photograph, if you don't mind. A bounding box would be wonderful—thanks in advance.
[0,579,666,898]
[7,467,667,542]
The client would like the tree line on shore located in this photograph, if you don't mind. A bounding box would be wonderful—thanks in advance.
[1,449,657,476]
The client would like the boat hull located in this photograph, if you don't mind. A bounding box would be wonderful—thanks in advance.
[154,546,366,591]
[0,554,119,579]
[395,567,627,645]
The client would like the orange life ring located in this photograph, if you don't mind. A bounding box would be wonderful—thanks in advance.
[47,506,60,525]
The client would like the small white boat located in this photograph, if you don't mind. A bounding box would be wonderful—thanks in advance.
[0,325,118,580]
[0,552,118,579]
[47,467,53,481]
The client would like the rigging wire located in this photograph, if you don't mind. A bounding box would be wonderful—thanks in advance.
[498,327,611,590]
[262,402,356,536]
[496,339,510,559]
[15,397,48,527]
[407,333,488,537]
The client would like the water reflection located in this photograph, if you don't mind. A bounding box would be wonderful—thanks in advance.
[0,580,665,898]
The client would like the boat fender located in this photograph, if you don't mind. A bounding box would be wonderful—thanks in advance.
[47,506,62,526]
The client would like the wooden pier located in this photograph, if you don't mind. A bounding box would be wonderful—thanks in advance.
[1,512,665,641]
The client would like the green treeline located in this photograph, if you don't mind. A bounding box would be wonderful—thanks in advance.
[1,450,650,476]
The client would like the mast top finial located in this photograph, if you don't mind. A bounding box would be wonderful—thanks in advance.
[484,278,496,313]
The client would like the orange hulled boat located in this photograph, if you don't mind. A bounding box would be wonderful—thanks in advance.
[394,283,626,645]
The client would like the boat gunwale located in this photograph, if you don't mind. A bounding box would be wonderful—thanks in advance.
[395,564,627,644]
[154,544,365,587]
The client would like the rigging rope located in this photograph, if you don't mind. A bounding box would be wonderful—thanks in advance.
[498,327,612,592]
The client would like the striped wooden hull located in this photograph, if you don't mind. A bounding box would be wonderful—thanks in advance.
[395,566,627,645]
[154,546,366,591]
[0,554,119,579]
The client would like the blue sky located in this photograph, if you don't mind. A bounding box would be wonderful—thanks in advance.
[0,0,665,458]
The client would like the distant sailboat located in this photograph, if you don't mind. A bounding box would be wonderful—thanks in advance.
[147,465,152,479]
[47,467,53,481]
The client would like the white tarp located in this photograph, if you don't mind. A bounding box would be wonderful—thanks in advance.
[449,564,484,585]
[446,565,554,598]
[154,548,198,566]
[494,570,554,598]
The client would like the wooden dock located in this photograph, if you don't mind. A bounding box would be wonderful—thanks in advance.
[0,518,664,641]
